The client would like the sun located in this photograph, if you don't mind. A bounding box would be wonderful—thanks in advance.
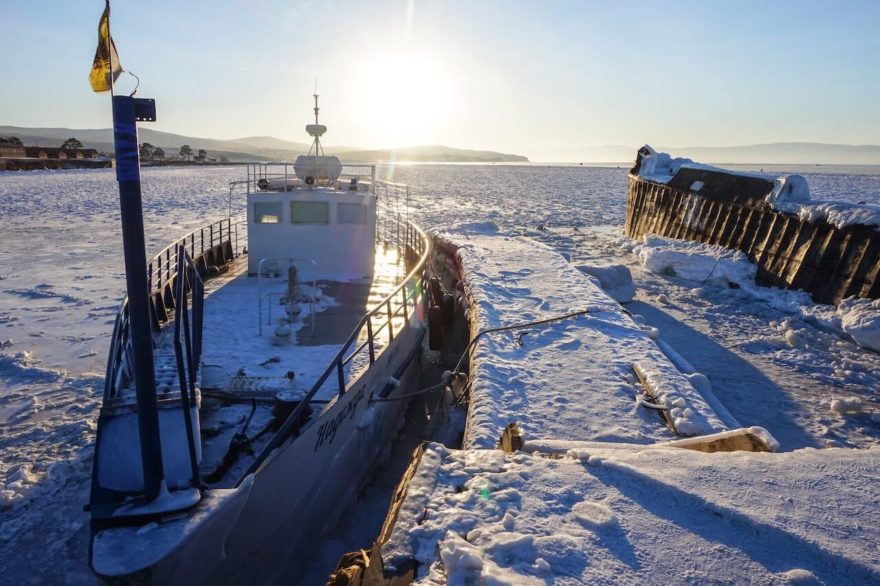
[355,51,458,148]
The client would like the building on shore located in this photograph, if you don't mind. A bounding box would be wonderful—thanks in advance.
[1,140,109,170]
[0,138,26,158]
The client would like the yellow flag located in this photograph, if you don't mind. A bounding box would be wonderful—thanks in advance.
[89,2,122,93]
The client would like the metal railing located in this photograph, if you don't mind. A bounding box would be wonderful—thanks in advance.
[375,179,411,244]
[104,217,241,401]
[245,162,378,194]
[171,245,204,488]
[243,214,430,478]
[148,218,241,299]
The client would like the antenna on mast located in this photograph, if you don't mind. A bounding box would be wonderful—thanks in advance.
[313,78,319,125]
[306,80,326,156]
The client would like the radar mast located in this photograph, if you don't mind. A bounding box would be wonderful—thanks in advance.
[306,83,326,156]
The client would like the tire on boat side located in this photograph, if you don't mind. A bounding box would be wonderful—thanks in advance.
[441,292,455,327]
[428,305,445,350]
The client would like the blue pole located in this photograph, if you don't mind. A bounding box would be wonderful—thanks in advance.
[112,95,164,501]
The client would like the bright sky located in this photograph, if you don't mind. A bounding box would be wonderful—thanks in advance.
[1,1,878,160]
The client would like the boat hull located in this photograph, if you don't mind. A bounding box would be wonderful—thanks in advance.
[91,321,425,584]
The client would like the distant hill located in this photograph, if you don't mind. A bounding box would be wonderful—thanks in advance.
[0,126,528,163]
[536,143,880,165]
[335,145,528,163]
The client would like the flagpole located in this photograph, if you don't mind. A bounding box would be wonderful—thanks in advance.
[106,0,165,502]
[107,0,114,98]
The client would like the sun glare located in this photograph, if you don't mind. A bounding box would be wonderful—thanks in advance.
[355,52,458,148]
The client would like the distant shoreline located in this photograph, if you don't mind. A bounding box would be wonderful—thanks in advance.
[3,159,879,174]
[0,157,111,171]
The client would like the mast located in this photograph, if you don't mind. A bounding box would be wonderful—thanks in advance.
[112,96,164,501]
[102,1,164,500]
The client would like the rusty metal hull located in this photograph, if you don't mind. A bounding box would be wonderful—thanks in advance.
[625,174,880,305]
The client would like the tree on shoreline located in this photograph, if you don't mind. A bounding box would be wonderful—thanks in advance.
[61,138,83,150]
[139,142,155,161]
[179,144,193,161]
[153,147,165,160]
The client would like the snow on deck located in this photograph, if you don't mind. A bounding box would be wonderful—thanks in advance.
[198,247,407,398]
[193,249,409,483]
[437,225,732,449]
[382,442,880,585]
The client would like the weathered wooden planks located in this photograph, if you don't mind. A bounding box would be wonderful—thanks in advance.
[625,174,880,305]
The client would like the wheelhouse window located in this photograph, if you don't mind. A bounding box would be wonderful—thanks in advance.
[254,201,282,224]
[291,201,329,224]
[337,203,366,224]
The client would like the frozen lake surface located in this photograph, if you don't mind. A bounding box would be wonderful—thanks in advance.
[0,163,878,583]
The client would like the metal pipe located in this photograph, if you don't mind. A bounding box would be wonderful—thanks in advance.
[111,95,164,500]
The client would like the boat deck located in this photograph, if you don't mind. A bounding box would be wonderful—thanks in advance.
[198,246,407,393]
[165,246,409,486]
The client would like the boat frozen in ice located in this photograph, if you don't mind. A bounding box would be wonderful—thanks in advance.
[626,146,880,305]
[88,95,431,584]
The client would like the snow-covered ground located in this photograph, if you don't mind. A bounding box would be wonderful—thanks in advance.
[1,163,878,583]
[383,442,879,584]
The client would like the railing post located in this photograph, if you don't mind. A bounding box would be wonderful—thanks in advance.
[210,224,214,248]
[386,299,394,341]
[401,286,408,321]
[200,228,205,254]
[366,317,375,364]
[337,361,345,397]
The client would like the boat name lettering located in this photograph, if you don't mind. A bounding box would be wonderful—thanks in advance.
[313,386,366,451]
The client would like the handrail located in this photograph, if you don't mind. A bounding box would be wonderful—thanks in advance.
[171,245,204,488]
[148,217,241,300]
[104,216,241,401]
[242,215,430,479]
[246,162,378,196]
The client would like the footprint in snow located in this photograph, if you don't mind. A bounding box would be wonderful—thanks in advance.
[572,501,618,529]
[557,339,581,351]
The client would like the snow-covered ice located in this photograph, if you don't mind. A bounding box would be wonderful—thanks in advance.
[627,234,757,286]
[1,163,878,583]
[624,233,880,355]
[573,263,635,303]
[382,442,880,585]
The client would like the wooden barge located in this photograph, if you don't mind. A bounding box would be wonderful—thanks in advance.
[624,147,879,305]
